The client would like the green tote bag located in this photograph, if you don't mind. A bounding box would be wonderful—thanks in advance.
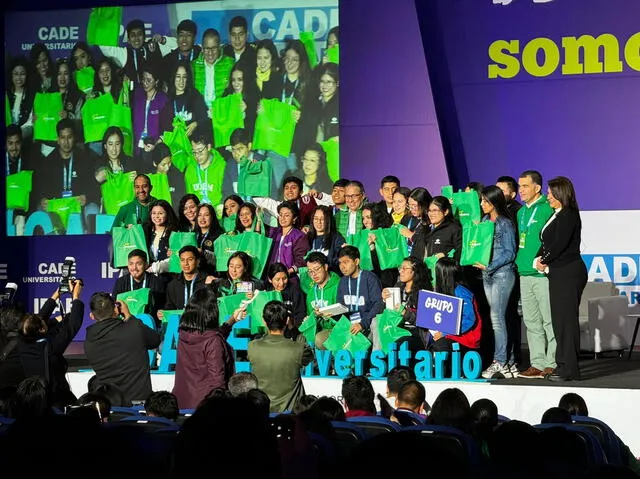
[6,170,33,211]
[238,159,272,198]
[374,227,409,270]
[452,190,481,226]
[212,94,244,148]
[112,224,148,268]
[162,117,192,173]
[82,94,115,142]
[460,221,495,267]
[320,138,340,183]
[86,7,123,47]
[101,172,134,216]
[346,229,374,271]
[116,288,150,316]
[75,67,95,94]
[148,173,172,205]
[252,99,297,157]
[47,197,81,229]
[245,290,283,335]
[168,232,198,273]
[33,92,63,141]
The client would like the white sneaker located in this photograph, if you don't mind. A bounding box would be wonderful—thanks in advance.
[504,363,520,378]
[482,361,505,379]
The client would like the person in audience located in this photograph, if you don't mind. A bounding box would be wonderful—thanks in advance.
[161,19,203,86]
[325,178,350,215]
[536,176,587,382]
[470,398,499,460]
[111,173,157,229]
[306,205,345,273]
[177,193,200,232]
[540,406,572,424]
[73,391,112,424]
[341,375,376,418]
[132,61,168,155]
[228,372,259,396]
[428,387,471,432]
[248,301,314,413]
[265,263,306,331]
[222,15,257,65]
[145,391,179,421]
[335,180,365,241]
[266,201,310,278]
[237,388,271,419]
[87,378,130,408]
[378,365,416,417]
[477,185,517,379]
[84,292,160,405]
[160,60,208,138]
[299,251,341,349]
[558,392,589,416]
[293,394,318,414]
[381,256,431,354]
[392,186,412,225]
[112,249,164,320]
[391,380,427,426]
[308,396,345,422]
[362,201,399,288]
[286,144,333,194]
[191,28,235,119]
[516,170,556,379]
[161,246,214,315]
[195,203,224,275]
[183,127,226,206]
[221,62,259,138]
[398,186,433,256]
[337,246,384,348]
[173,288,238,409]
[144,199,179,275]
[212,251,262,296]
[7,376,52,421]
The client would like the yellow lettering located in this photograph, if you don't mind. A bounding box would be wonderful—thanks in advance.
[562,34,623,74]
[522,38,560,77]
[488,40,520,79]
[624,32,640,71]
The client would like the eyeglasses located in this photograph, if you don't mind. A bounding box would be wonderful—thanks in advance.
[308,266,325,275]
[345,194,362,200]
[192,146,208,156]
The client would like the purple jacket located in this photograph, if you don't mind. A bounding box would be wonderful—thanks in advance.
[132,88,169,150]
[172,329,235,409]
[268,228,309,270]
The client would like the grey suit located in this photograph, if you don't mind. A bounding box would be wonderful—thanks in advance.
[248,334,314,413]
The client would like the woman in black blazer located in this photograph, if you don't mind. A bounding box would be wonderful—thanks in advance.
[535,177,587,381]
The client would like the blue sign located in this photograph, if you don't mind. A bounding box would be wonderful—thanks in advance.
[416,290,463,335]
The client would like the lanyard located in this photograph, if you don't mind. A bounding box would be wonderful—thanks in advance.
[347,273,362,312]
[6,155,20,175]
[520,205,540,233]
[199,231,209,249]
[277,231,288,263]
[130,274,147,291]
[281,75,299,104]
[184,274,198,306]
[196,165,209,201]
[179,49,195,62]
[136,204,141,224]
[314,284,325,307]
[63,157,73,192]
[143,92,156,134]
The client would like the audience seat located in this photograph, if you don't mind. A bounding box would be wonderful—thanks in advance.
[110,406,144,421]
[330,421,368,459]
[347,416,401,435]
[572,416,624,465]
[534,423,608,466]
[403,425,482,469]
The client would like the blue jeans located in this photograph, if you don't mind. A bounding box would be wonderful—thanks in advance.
[483,269,515,365]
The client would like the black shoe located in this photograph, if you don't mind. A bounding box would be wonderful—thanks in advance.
[547,373,570,382]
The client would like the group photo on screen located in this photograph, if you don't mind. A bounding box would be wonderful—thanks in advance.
[4,1,340,236]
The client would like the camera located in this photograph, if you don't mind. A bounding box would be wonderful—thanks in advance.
[0,282,18,306]
[59,257,78,294]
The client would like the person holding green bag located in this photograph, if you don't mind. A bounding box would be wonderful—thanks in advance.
[335,180,365,242]
[111,174,157,230]
[222,195,243,232]
[213,251,263,296]
[248,301,314,413]
[6,57,34,141]
[183,128,226,206]
[474,186,517,379]
[94,127,135,186]
[361,202,400,288]
[299,252,341,349]
[321,26,339,64]
[195,203,225,275]
[70,42,95,94]
[113,249,163,321]
[409,195,462,264]
[265,263,306,331]
[380,257,431,354]
[5,125,32,235]
[143,200,181,277]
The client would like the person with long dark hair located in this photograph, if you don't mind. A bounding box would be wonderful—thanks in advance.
[399,187,432,256]
[213,251,263,296]
[362,202,399,288]
[173,288,237,409]
[143,199,180,275]
[265,263,306,331]
[178,193,200,232]
[476,186,517,379]
[195,203,224,276]
[381,256,431,353]
[160,60,208,137]
[306,205,345,273]
[234,202,268,235]
[535,176,587,382]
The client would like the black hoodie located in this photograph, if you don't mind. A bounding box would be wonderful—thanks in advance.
[84,317,160,405]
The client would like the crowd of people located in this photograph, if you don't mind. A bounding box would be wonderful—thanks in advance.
[6,14,340,235]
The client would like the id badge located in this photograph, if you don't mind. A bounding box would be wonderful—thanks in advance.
[62,190,73,198]
[350,312,362,324]
[519,232,526,249]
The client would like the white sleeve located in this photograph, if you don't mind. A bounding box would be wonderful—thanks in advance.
[99,45,128,68]
[315,192,335,206]
[253,197,280,218]
[160,36,178,56]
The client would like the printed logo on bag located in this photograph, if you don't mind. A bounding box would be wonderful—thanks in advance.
[224,247,238,255]
[330,117,338,124]
[469,240,482,247]
[434,239,441,245]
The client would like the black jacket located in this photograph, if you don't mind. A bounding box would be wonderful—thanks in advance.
[84,317,160,405]
[112,272,166,318]
[165,273,210,310]
[412,219,462,262]
[538,208,583,270]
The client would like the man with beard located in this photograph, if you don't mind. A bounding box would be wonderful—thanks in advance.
[111,173,157,229]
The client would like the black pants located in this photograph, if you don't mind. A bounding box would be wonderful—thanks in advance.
[548,260,588,379]
[505,281,522,365]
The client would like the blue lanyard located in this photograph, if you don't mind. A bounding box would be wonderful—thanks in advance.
[6,155,20,175]
[314,284,325,307]
[143,92,156,135]
[184,274,198,305]
[63,157,73,191]
[347,273,362,312]
[520,204,540,233]
[281,75,299,104]
[130,274,147,291]
[179,50,195,61]
[199,231,209,249]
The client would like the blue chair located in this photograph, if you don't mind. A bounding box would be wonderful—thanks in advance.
[403,424,482,468]
[534,423,608,466]
[330,421,368,458]
[347,416,401,436]
[110,406,144,421]
[497,414,511,423]
[117,415,178,433]
[572,416,623,465]
[392,409,427,427]
[176,408,195,426]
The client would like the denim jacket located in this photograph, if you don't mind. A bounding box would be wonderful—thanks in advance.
[483,215,516,276]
